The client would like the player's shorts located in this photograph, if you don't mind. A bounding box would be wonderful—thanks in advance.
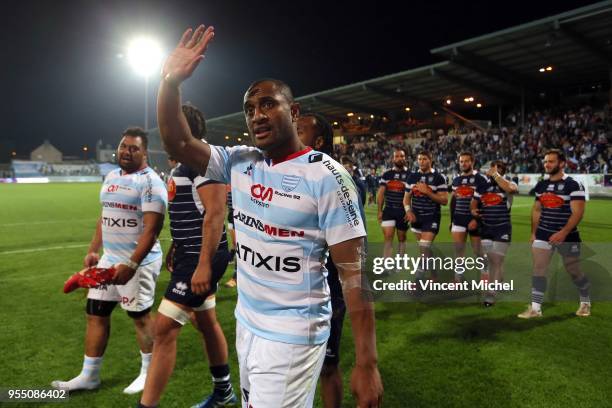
[410,214,441,234]
[324,259,346,366]
[533,229,581,257]
[87,255,162,312]
[164,248,231,308]
[451,214,480,237]
[236,322,326,408]
[381,207,408,231]
[480,223,511,243]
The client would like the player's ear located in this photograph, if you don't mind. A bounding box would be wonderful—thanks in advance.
[290,102,300,123]
[314,136,325,150]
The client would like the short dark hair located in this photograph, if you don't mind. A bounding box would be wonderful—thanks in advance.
[340,155,354,165]
[182,104,207,139]
[301,111,333,154]
[491,160,507,175]
[545,148,566,162]
[458,151,474,161]
[418,150,432,160]
[246,78,294,103]
[394,148,406,156]
[122,127,148,150]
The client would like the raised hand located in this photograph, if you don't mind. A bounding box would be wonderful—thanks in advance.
[162,25,215,86]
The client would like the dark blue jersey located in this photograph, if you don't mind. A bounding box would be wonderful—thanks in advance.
[168,163,227,265]
[473,176,516,227]
[405,170,447,217]
[534,175,585,234]
[379,168,409,210]
[452,171,487,218]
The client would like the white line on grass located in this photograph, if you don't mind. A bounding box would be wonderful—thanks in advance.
[0,243,89,255]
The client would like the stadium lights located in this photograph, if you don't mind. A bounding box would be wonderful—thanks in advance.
[243,132,248,136]
[370,114,375,119]
[83,146,88,152]
[539,66,553,73]
[333,121,339,126]
[464,96,474,102]
[357,116,362,120]
[433,111,438,115]
[237,137,242,142]
[11,151,16,156]
[347,112,354,117]
[445,99,452,105]
[224,135,230,140]
[127,37,163,78]
[476,103,483,108]
[405,107,411,112]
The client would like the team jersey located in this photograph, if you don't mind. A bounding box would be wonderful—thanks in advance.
[473,176,516,227]
[379,168,409,209]
[167,163,227,266]
[205,145,366,345]
[534,175,585,234]
[100,167,167,265]
[406,169,447,217]
[451,171,487,218]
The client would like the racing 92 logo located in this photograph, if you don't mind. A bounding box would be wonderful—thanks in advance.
[107,184,119,193]
[251,184,274,202]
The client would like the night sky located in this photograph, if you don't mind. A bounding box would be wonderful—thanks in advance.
[0,0,596,158]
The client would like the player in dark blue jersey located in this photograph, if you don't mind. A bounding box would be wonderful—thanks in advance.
[366,168,379,205]
[471,161,517,306]
[141,105,236,408]
[223,185,237,288]
[450,152,487,282]
[377,149,410,260]
[403,151,448,280]
[518,149,590,319]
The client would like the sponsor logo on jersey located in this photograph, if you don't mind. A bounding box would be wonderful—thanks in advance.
[235,242,300,273]
[540,192,565,209]
[121,296,135,305]
[250,184,273,207]
[481,192,503,206]
[386,179,405,192]
[411,185,432,198]
[167,177,176,202]
[455,185,474,198]
[102,201,138,211]
[107,184,119,193]
[102,217,138,227]
[244,164,254,176]
[234,211,305,238]
[308,153,323,163]
[323,159,360,227]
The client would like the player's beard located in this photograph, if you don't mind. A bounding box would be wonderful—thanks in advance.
[546,165,561,176]
[462,166,473,175]
[394,160,405,169]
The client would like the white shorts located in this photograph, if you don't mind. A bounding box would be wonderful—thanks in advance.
[87,256,162,312]
[451,223,467,232]
[236,322,326,408]
[481,239,510,256]
[380,220,396,227]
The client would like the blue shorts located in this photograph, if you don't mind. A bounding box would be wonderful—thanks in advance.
[410,214,441,234]
[451,213,480,236]
[534,229,581,257]
[381,207,408,231]
[481,224,511,243]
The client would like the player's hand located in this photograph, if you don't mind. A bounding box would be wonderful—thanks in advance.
[468,219,478,231]
[549,230,568,245]
[471,208,480,218]
[486,166,499,178]
[191,262,212,295]
[405,210,416,223]
[165,246,175,273]
[83,252,100,268]
[529,233,536,244]
[415,182,432,195]
[377,211,382,224]
[351,363,383,408]
[112,263,137,285]
[161,25,215,86]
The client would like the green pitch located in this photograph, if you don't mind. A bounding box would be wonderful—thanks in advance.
[1,183,611,407]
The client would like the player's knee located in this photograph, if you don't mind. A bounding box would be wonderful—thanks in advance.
[86,299,117,317]
[127,307,152,320]
[418,239,432,249]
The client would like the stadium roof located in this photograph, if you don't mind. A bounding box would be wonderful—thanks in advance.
[205,1,612,144]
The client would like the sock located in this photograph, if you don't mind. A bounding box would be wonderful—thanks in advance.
[531,276,547,312]
[210,364,232,397]
[51,355,102,391]
[140,351,152,374]
[572,276,591,304]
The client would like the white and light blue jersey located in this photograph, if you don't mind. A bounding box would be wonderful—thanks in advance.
[206,145,366,345]
[100,167,167,265]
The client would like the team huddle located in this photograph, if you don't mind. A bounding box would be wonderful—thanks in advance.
[377,148,591,315]
[51,23,592,408]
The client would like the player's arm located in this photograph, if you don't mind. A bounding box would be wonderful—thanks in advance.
[84,217,103,267]
[426,189,448,206]
[490,172,518,194]
[403,189,416,223]
[192,182,227,295]
[158,25,214,173]
[376,185,385,222]
[549,197,585,244]
[329,237,383,407]
[530,200,542,242]
[114,212,165,284]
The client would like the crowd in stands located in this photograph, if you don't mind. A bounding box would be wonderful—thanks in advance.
[333,104,611,177]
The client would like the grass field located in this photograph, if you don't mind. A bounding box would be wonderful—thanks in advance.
[1,182,612,407]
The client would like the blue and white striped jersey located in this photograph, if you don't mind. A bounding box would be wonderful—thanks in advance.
[534,175,585,234]
[379,168,409,210]
[205,145,366,345]
[451,171,487,217]
[406,169,447,217]
[473,176,516,227]
[100,167,167,265]
[167,163,227,267]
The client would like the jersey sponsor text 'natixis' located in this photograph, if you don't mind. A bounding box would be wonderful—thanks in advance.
[205,146,366,345]
[100,168,168,265]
